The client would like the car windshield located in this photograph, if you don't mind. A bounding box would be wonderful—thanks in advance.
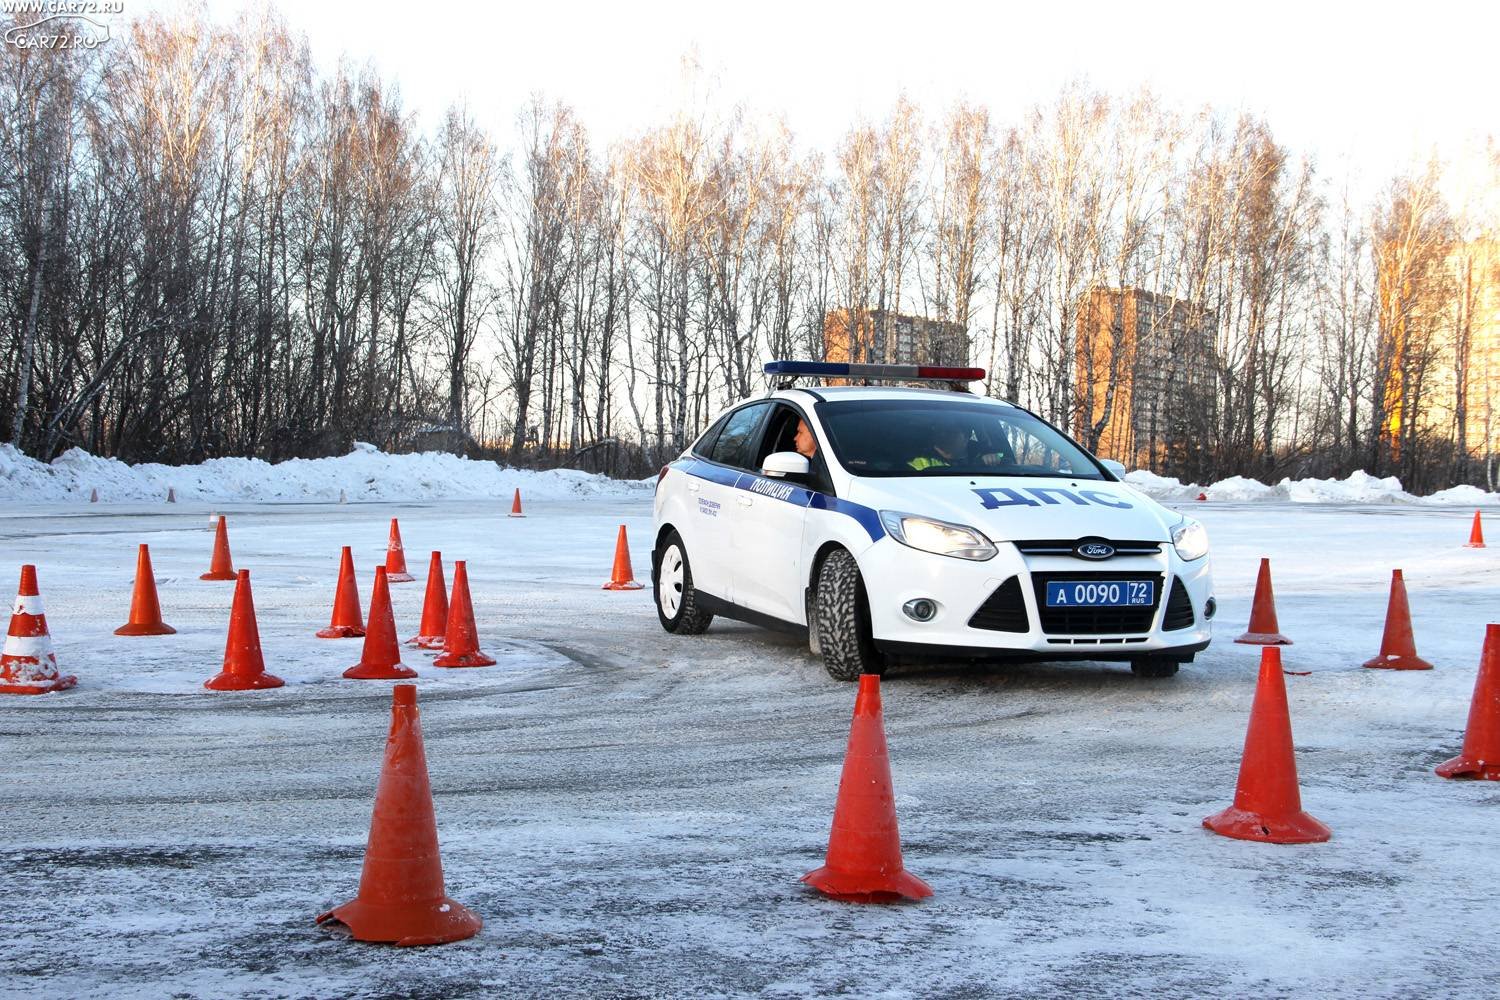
[816,398,1105,480]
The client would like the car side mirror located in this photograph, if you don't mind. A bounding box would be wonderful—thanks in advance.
[1100,459,1127,478]
[762,451,811,479]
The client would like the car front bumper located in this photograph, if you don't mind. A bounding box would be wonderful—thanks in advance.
[856,538,1214,661]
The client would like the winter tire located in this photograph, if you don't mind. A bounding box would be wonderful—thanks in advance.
[1130,657,1179,679]
[814,548,884,681]
[654,531,713,635]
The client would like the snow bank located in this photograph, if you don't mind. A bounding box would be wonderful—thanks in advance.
[1123,467,1499,506]
[0,442,650,503]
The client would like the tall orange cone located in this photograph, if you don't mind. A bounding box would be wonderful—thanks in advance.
[200,516,237,581]
[384,518,415,583]
[1361,569,1432,671]
[344,568,416,680]
[317,684,482,945]
[601,525,645,591]
[432,561,495,668]
[1235,557,1292,645]
[115,544,176,636]
[1203,647,1330,843]
[1435,624,1500,780]
[802,674,932,902]
[204,570,284,691]
[1,565,77,695]
[317,546,365,639]
[508,489,524,518]
[1464,511,1485,548]
[407,552,448,649]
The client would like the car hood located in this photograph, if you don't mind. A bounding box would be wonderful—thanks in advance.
[845,475,1178,543]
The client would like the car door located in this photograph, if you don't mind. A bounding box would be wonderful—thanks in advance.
[729,403,817,624]
[685,402,771,603]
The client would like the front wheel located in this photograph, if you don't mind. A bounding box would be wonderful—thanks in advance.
[814,549,884,682]
[654,531,713,635]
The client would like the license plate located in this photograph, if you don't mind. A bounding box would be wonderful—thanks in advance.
[1045,580,1154,607]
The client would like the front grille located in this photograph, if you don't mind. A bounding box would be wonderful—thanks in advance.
[1162,577,1195,631]
[968,576,1029,632]
[1013,538,1163,559]
[1030,571,1165,635]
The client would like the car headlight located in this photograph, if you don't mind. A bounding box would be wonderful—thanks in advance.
[879,511,997,561]
[1171,518,1209,561]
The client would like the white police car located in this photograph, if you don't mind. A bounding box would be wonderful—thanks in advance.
[651,361,1214,681]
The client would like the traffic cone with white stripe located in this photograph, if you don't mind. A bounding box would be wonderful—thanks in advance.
[508,489,524,517]
[383,519,415,583]
[1,566,77,695]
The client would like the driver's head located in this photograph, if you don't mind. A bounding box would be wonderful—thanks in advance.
[794,418,817,459]
[934,425,968,460]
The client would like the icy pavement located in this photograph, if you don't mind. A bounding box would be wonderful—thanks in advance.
[0,498,1497,998]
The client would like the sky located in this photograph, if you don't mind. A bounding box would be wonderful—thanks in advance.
[125,0,1498,201]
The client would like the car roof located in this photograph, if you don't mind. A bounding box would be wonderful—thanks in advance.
[772,385,1017,407]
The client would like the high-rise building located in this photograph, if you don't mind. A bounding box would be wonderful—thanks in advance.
[823,309,968,369]
[1074,288,1216,470]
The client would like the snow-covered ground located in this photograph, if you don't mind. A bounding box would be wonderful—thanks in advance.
[1,495,1498,998]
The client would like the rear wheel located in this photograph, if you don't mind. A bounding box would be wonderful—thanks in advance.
[654,531,713,635]
[1130,657,1180,679]
[814,549,884,682]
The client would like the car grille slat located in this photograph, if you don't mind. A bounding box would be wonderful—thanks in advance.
[1030,571,1165,635]
[1162,577,1195,631]
[968,576,1029,633]
[1013,538,1163,558]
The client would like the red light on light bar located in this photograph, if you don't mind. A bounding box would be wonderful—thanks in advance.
[916,366,986,380]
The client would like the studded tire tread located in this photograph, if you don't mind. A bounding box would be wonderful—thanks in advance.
[814,548,884,682]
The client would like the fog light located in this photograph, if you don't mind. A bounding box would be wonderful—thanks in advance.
[1204,596,1217,620]
[902,598,937,622]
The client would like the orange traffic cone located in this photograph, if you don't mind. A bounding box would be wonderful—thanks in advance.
[1235,557,1292,645]
[89,487,98,503]
[384,518,415,583]
[1435,624,1500,780]
[1203,647,1330,843]
[802,674,932,902]
[200,516,237,581]
[407,552,448,649]
[1361,569,1432,671]
[1465,511,1486,548]
[601,525,645,591]
[432,561,495,668]
[317,546,365,639]
[317,684,482,945]
[508,489,524,518]
[204,570,284,690]
[115,544,176,636]
[166,487,176,503]
[345,568,417,680]
[1,565,77,695]
[1197,492,1208,502]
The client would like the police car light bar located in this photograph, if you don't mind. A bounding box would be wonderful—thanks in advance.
[764,361,986,382]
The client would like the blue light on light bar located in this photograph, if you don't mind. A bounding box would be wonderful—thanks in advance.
[764,360,986,382]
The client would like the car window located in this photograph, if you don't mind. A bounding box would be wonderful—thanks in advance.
[692,412,731,459]
[816,398,1103,479]
[706,403,770,470]
[755,403,834,493]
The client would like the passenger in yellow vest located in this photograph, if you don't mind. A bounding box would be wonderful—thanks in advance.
[909,426,970,471]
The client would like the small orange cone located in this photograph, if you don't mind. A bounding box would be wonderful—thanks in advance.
[344,568,416,680]
[407,552,448,649]
[317,684,482,945]
[1,565,77,695]
[89,487,98,503]
[384,518,415,583]
[1235,557,1291,645]
[317,546,365,639]
[1464,510,1485,548]
[115,544,176,636]
[166,487,176,503]
[1203,647,1330,843]
[200,516,237,581]
[802,674,932,902]
[432,561,495,668]
[508,489,524,518]
[1197,492,1208,502]
[204,570,284,691]
[601,525,645,591]
[1435,624,1500,780]
[1361,569,1432,670]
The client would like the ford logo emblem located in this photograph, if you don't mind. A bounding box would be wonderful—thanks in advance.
[1075,541,1115,560]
